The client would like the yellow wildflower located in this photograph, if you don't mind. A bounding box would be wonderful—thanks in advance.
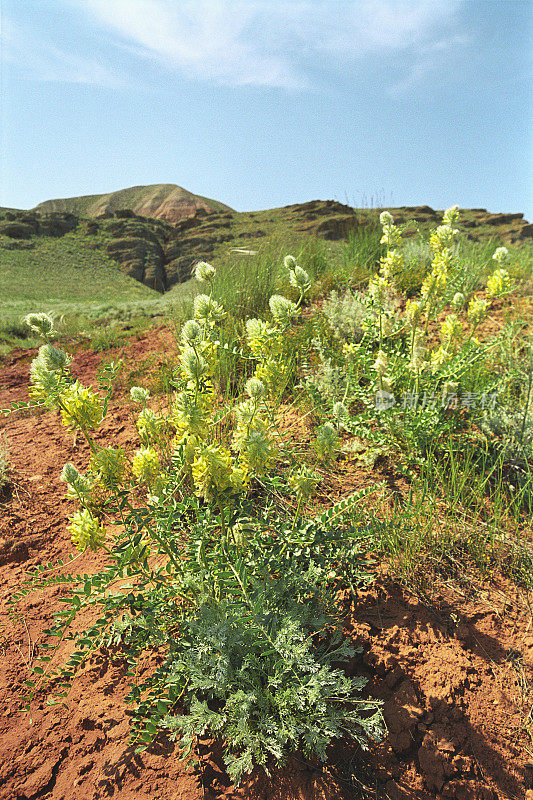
[69,510,106,553]
[440,314,462,347]
[191,443,234,499]
[486,268,511,298]
[132,447,160,484]
[467,298,490,327]
[288,466,319,501]
[404,299,421,327]
[60,381,102,430]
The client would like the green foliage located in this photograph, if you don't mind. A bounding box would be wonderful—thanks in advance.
[13,489,384,784]
[10,261,385,786]
[477,363,533,504]
[342,224,384,286]
[163,600,380,784]
[0,218,171,352]
[321,289,368,342]
[0,221,34,239]
[8,205,533,787]
[0,229,156,306]
[303,208,523,472]
[210,248,283,321]
[396,239,432,296]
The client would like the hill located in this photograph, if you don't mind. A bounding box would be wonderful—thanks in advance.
[0,212,160,328]
[33,184,233,222]
[1,201,531,299]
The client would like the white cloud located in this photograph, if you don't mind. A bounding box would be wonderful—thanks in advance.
[83,0,466,89]
[388,32,471,96]
[3,0,468,91]
[2,17,122,87]
[83,0,307,88]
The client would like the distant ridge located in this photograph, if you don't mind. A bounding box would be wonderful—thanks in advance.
[33,184,233,223]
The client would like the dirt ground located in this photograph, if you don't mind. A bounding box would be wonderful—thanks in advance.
[0,328,531,800]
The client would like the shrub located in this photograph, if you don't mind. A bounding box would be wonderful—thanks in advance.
[304,206,516,468]
[0,221,35,239]
[10,266,384,785]
[322,289,368,342]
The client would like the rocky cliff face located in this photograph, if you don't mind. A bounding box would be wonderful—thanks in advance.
[0,210,78,238]
[372,206,532,244]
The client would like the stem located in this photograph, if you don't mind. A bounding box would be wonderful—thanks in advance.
[290,493,304,536]
[520,367,533,444]
[55,396,98,454]
[409,325,417,363]
[423,299,434,337]
[218,498,228,541]
[148,525,182,573]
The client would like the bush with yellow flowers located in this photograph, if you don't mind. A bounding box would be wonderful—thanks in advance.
[9,261,384,786]
[304,207,515,470]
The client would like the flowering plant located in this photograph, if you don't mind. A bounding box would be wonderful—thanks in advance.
[10,257,384,785]
[305,208,509,467]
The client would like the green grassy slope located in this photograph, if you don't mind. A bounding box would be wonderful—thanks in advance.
[0,228,160,317]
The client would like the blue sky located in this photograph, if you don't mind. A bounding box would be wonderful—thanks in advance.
[1,1,532,218]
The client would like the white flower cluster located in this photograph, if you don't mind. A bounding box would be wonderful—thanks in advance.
[332,401,348,427]
[130,386,150,405]
[181,347,208,381]
[24,312,55,337]
[284,255,311,294]
[245,377,267,401]
[193,261,216,282]
[60,462,93,503]
[433,224,459,250]
[193,294,226,325]
[492,247,509,264]
[181,320,203,345]
[451,292,465,310]
[269,294,298,325]
[379,211,402,248]
[442,205,460,226]
[29,343,71,400]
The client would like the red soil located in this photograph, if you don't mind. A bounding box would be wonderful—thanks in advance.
[0,328,531,800]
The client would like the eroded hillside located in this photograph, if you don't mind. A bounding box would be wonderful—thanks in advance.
[1,200,531,294]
